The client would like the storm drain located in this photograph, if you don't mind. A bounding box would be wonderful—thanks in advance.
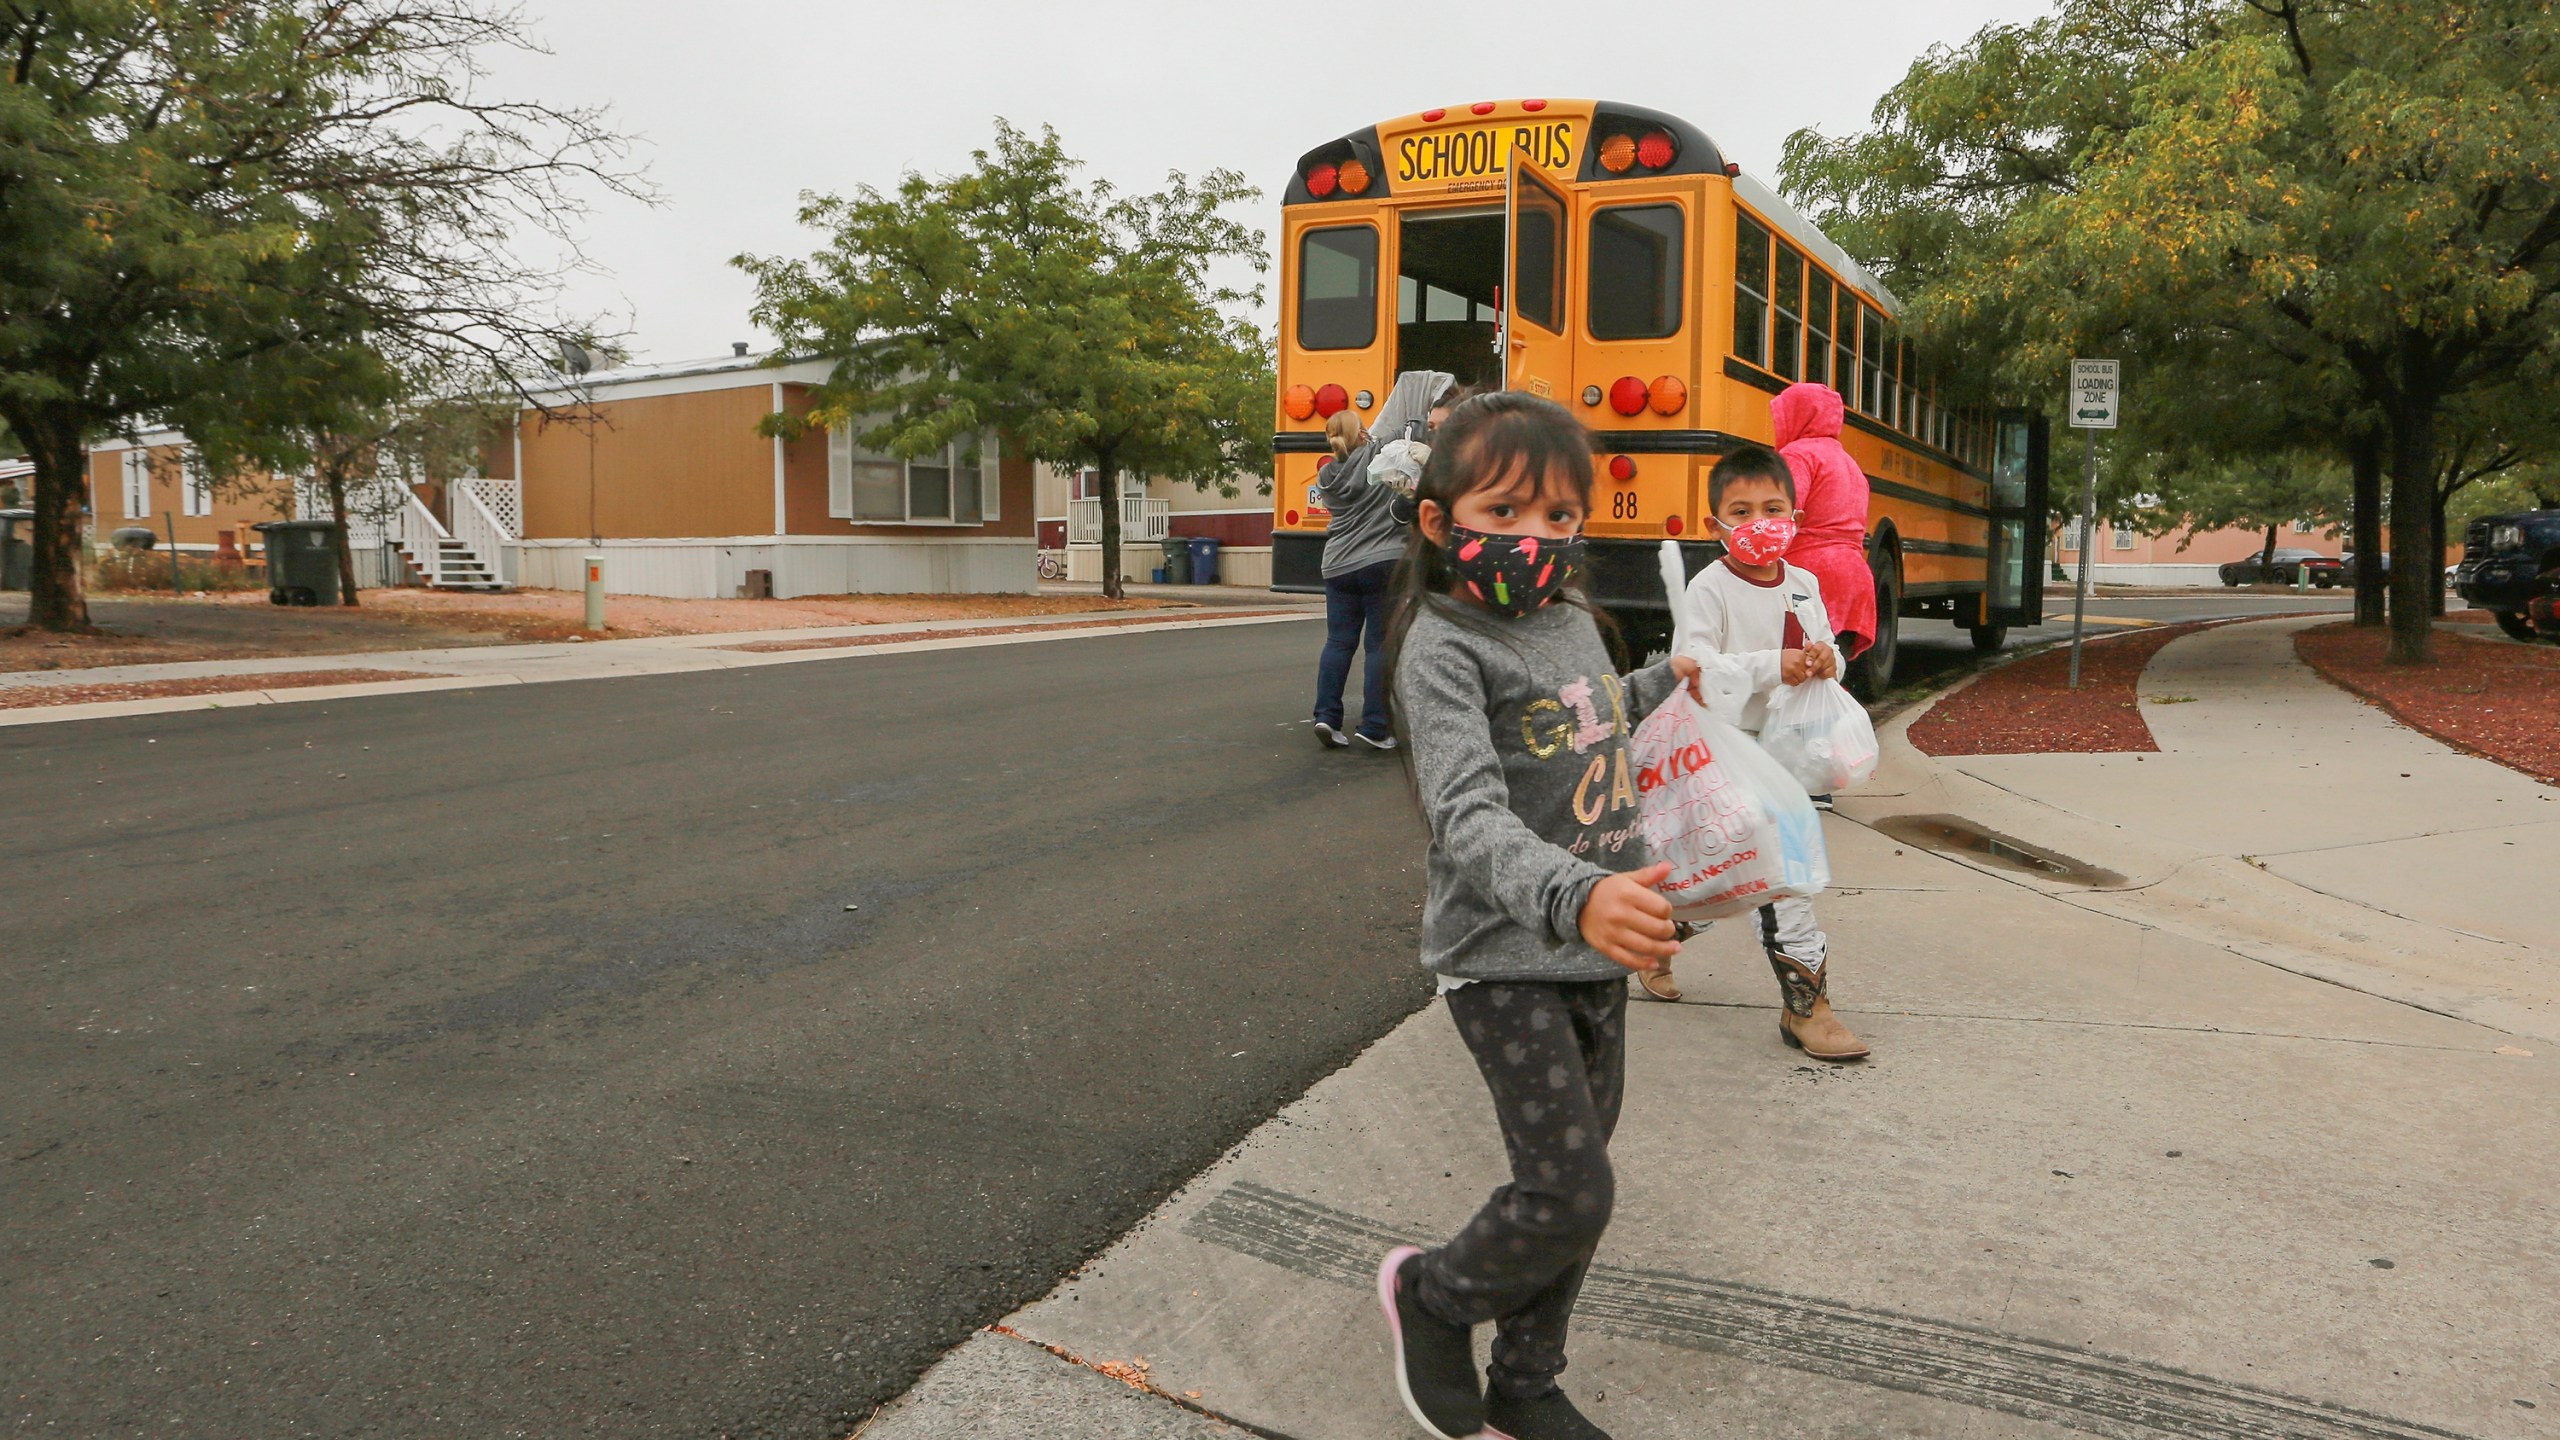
[1873,814,2125,887]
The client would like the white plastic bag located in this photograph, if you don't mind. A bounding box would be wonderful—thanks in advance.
[1759,678,1880,795]
[1631,687,1831,920]
[1367,436,1430,494]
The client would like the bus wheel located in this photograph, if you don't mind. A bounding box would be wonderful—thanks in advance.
[1847,552,1901,702]
[1968,621,2008,654]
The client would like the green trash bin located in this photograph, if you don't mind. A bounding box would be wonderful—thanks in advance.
[253,519,344,606]
[0,509,31,591]
[1159,536,1191,586]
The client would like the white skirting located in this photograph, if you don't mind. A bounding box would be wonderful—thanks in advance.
[515,536,1037,599]
[1066,542,1273,588]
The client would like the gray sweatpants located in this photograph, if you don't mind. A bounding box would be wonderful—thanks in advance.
[1414,978,1626,1400]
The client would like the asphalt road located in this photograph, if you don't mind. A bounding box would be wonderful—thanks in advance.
[0,618,1431,1438]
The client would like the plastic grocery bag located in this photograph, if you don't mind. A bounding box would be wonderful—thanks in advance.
[1760,678,1880,795]
[1631,686,1831,920]
[1367,437,1430,495]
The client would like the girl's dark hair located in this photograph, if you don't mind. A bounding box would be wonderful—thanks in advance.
[1380,391,1620,744]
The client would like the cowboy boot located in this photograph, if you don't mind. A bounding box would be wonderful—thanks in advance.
[1771,952,1869,1062]
[1638,923,1698,1002]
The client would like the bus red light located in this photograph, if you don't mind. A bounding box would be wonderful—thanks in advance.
[1649,375,1687,415]
[1597,133,1636,174]
[1286,509,1301,526]
[1314,383,1350,416]
[1283,384,1317,421]
[1337,159,1372,195]
[1608,376,1649,416]
[1470,101,1496,115]
[1608,455,1637,481]
[1522,98,1548,112]
[1304,163,1338,198]
[1421,107,1447,122]
[1637,130,1677,169]
[1665,515,1685,537]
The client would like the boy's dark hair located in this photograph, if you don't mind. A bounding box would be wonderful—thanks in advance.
[1707,444,1796,512]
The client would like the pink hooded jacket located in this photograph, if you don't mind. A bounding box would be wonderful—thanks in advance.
[1770,382,1877,655]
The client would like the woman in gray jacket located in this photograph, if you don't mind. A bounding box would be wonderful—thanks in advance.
[1311,371,1459,750]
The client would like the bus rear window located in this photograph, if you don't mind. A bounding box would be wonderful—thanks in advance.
[1589,205,1684,342]
[1298,226,1378,350]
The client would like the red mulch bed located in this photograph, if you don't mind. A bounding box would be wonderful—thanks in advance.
[2294,623,2560,785]
[1907,624,2208,756]
[0,669,446,710]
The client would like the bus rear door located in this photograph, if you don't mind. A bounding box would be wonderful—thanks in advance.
[1503,157,1573,404]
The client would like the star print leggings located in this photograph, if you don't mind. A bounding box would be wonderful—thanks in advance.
[1412,977,1626,1401]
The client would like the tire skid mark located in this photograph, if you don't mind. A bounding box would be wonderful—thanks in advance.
[1182,1181,2473,1440]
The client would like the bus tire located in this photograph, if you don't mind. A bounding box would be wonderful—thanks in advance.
[1847,550,1900,702]
[1968,621,2007,653]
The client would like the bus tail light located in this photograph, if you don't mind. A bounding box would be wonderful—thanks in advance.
[1283,385,1317,420]
[1286,509,1301,526]
[1636,130,1678,169]
[1314,383,1350,416]
[1608,376,1649,416]
[1648,376,1688,415]
[1608,455,1637,481]
[1337,159,1372,195]
[1304,163,1338,199]
[1597,134,1636,175]
[1665,515,1685,537]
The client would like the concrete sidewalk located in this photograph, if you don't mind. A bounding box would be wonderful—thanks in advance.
[0,602,1318,727]
[860,619,2552,1440]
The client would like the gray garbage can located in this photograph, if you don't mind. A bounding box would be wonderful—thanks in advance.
[1187,536,1222,586]
[0,509,31,591]
[253,519,343,606]
[1158,536,1191,586]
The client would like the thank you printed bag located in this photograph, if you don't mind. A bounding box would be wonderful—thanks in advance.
[1630,689,1831,920]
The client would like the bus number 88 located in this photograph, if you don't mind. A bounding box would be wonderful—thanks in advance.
[1609,490,1639,520]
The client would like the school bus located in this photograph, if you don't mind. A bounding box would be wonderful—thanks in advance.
[1269,99,2050,693]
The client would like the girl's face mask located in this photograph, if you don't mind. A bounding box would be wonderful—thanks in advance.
[1444,525,1583,617]
[1723,516,1798,568]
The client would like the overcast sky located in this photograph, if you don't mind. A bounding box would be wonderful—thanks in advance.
[486,0,2052,364]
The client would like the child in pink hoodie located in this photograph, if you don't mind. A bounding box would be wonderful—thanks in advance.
[1769,382,1877,658]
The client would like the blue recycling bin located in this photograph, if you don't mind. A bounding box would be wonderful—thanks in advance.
[1187,536,1222,585]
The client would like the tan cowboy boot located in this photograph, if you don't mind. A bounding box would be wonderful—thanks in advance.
[1771,953,1869,1061]
[1638,963,1683,1002]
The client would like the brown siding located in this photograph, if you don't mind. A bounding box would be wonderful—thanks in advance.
[85,447,297,551]
[518,386,776,540]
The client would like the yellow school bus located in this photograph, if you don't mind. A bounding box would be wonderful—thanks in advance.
[1268,98,2051,692]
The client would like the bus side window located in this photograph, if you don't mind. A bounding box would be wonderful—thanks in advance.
[1299,226,1379,350]
[1860,307,1886,417]
[1771,245,1804,381]
[1729,214,1768,363]
[1806,269,1834,389]
[1834,298,1858,404]
[1592,205,1686,342]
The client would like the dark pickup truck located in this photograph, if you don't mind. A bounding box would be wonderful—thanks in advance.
[2455,509,2560,641]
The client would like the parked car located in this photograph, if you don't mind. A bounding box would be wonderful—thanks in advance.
[2219,548,2338,586]
[2317,552,2383,588]
[2454,508,2560,641]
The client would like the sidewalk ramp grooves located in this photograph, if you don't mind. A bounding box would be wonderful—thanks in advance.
[1185,1181,2472,1440]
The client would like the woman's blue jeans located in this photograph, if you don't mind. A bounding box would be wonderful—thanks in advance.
[1314,559,1397,739]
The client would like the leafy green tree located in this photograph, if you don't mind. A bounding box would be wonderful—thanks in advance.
[736,122,1271,600]
[0,3,637,632]
[2139,450,2349,568]
[1785,0,2560,662]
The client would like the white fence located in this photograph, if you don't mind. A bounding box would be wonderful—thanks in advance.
[452,478,521,586]
[1066,495,1170,545]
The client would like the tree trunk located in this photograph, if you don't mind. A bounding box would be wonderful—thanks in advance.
[1096,455,1124,601]
[2260,525,2278,570]
[19,408,93,632]
[323,464,363,607]
[2426,484,2449,618]
[2384,402,2438,665]
[2349,431,2384,627]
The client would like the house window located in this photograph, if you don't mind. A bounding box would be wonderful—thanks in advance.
[122,451,151,518]
[182,460,213,518]
[2111,524,2136,551]
[2060,516,2084,552]
[828,426,1000,524]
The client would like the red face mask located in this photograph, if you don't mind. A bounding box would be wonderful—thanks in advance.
[1724,516,1797,568]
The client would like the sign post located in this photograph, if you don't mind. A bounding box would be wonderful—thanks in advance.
[2066,359,2119,688]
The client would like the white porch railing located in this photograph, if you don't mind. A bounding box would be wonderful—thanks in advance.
[1066,495,1171,544]
[398,490,453,586]
[452,477,521,586]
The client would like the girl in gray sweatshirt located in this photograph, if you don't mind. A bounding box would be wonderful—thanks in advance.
[1371,393,1700,1440]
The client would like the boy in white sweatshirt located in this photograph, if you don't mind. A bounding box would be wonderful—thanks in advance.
[1648,444,1869,1062]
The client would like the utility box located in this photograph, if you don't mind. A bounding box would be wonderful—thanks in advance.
[253,519,344,606]
[741,568,774,599]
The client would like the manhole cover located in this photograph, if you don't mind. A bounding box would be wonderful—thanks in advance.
[1873,814,2125,887]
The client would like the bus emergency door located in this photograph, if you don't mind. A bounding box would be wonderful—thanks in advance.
[1503,155,1572,402]
[1987,409,2050,626]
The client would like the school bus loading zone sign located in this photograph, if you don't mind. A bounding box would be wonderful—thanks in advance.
[1392,120,1580,192]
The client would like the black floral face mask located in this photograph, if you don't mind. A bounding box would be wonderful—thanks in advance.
[1444,525,1584,618]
